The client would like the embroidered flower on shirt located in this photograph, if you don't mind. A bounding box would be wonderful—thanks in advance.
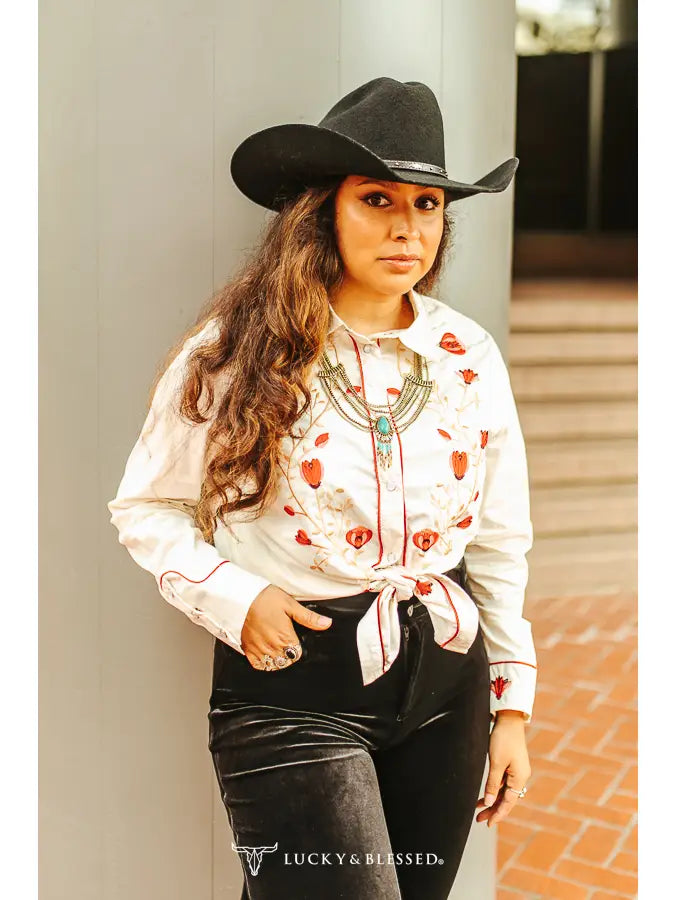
[295,529,313,546]
[439,332,467,354]
[456,516,473,529]
[481,430,489,448]
[451,450,468,480]
[283,504,296,516]
[459,368,478,384]
[412,529,440,552]
[300,458,323,489]
[315,432,330,447]
[438,428,452,441]
[415,579,433,595]
[491,675,511,699]
[346,526,373,549]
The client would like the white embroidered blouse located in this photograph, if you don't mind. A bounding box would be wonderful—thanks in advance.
[107,288,537,723]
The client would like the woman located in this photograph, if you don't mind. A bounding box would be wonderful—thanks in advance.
[108,77,536,900]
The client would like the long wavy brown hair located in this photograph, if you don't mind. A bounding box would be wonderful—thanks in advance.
[149,175,457,543]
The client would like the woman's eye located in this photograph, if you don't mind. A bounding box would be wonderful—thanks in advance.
[419,196,442,210]
[363,192,389,208]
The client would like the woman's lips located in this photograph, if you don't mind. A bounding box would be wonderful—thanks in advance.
[379,258,419,271]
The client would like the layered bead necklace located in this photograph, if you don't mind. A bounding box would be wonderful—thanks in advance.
[317,342,435,470]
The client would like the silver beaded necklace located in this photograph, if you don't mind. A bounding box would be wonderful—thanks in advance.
[317,343,435,470]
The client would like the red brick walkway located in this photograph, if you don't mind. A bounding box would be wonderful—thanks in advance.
[496,590,638,899]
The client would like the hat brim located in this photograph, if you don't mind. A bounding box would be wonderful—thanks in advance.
[230,123,519,212]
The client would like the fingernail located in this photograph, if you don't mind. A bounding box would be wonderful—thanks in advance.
[318,615,332,625]
[484,793,495,806]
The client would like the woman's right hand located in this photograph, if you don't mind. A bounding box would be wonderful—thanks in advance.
[240,584,333,669]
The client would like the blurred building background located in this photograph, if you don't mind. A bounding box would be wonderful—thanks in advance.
[497,2,638,898]
[512,0,637,598]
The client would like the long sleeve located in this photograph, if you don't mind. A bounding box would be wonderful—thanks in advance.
[463,333,537,724]
[107,323,272,653]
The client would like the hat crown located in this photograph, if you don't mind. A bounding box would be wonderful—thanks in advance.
[317,77,446,172]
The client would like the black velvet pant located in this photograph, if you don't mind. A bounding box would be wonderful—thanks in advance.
[207,563,492,900]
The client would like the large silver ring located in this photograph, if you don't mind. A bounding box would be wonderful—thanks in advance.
[257,643,302,671]
[505,785,528,799]
[275,643,302,667]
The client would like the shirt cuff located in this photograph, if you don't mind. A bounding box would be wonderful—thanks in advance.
[489,660,536,724]
[157,559,272,655]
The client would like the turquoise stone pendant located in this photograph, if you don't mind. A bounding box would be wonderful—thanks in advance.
[374,415,394,469]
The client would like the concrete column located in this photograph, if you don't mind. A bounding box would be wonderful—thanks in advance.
[608,0,638,47]
[40,2,517,897]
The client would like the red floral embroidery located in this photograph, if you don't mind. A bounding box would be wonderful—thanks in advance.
[315,432,329,447]
[415,579,433,596]
[439,332,466,354]
[346,526,373,549]
[451,450,468,480]
[481,430,489,448]
[491,676,511,699]
[283,505,295,516]
[412,530,439,552]
[473,491,479,501]
[295,529,312,546]
[456,516,473,529]
[387,387,401,397]
[438,428,452,441]
[347,385,362,395]
[459,368,478,384]
[300,458,323,489]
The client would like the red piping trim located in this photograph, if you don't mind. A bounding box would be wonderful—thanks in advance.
[389,399,408,566]
[350,334,384,566]
[429,576,461,645]
[159,560,230,591]
[489,660,538,669]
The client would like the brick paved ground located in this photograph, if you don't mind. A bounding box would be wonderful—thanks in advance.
[495,590,638,900]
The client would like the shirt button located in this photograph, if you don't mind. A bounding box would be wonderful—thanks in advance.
[386,480,398,491]
[363,344,373,353]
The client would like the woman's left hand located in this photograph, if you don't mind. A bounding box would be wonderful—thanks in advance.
[475,713,532,828]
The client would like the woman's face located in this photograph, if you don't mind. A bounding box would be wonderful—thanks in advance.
[332,175,445,295]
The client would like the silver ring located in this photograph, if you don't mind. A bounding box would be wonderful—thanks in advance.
[256,643,302,671]
[505,785,528,799]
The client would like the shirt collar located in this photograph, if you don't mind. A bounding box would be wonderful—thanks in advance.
[327,288,446,361]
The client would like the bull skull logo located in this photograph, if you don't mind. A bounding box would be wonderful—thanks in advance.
[231,841,279,876]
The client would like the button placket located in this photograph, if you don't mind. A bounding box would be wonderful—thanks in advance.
[359,338,407,582]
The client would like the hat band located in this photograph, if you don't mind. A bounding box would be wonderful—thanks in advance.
[381,159,448,178]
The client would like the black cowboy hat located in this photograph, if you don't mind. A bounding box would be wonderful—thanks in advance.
[230,76,519,212]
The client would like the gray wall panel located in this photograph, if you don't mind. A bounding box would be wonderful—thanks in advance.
[39,1,102,898]
[97,2,215,898]
[339,0,444,93]
[439,0,518,352]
